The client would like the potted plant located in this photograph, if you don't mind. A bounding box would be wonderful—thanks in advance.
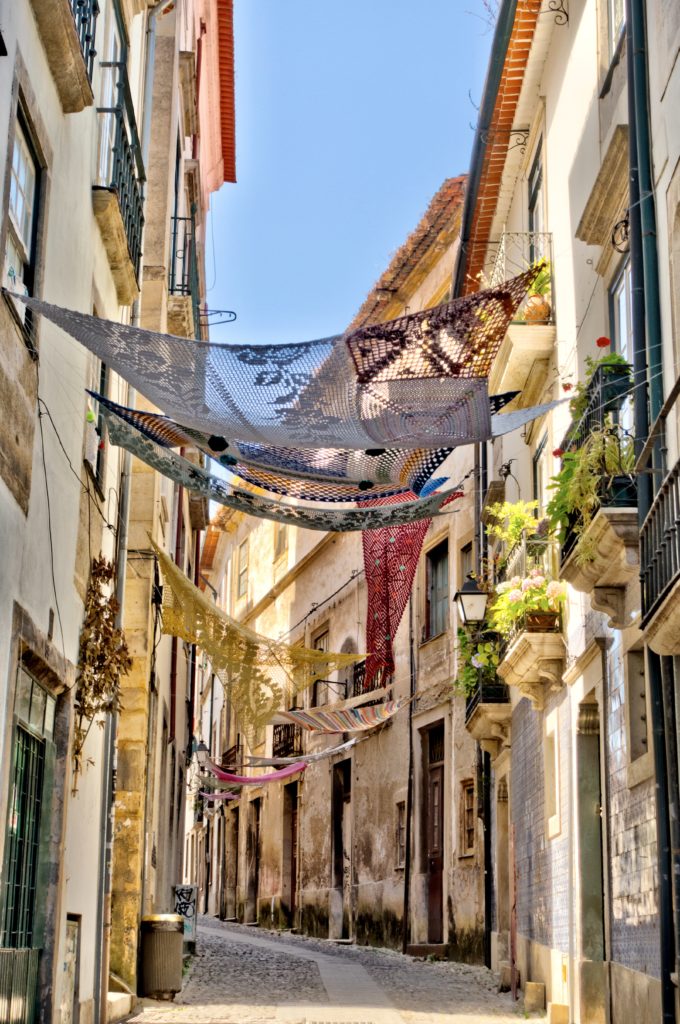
[488,568,566,640]
[564,351,632,434]
[485,499,539,550]
[454,627,502,697]
[548,425,636,564]
[522,260,552,323]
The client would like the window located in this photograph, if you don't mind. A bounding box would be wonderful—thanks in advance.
[609,260,634,432]
[532,434,549,515]
[625,649,648,763]
[236,539,248,600]
[2,667,56,947]
[608,0,625,59]
[5,113,40,308]
[544,709,561,839]
[311,629,329,707]
[274,522,288,561]
[460,780,475,856]
[459,542,473,587]
[85,360,109,488]
[528,139,545,251]
[425,540,449,640]
[396,801,406,868]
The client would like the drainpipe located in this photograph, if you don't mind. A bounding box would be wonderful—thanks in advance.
[625,1,675,1017]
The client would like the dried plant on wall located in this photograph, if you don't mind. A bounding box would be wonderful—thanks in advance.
[72,556,131,790]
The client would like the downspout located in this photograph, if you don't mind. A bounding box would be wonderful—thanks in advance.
[169,480,184,742]
[402,595,417,954]
[96,6,169,1016]
[625,1,675,1017]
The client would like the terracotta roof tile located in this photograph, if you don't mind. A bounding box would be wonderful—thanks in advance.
[217,0,236,183]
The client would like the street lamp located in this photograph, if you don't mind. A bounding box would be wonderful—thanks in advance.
[454,575,488,627]
[195,739,209,768]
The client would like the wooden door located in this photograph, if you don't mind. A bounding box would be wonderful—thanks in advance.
[427,764,444,942]
[290,787,299,919]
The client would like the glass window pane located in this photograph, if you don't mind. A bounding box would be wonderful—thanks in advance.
[15,669,32,722]
[43,696,56,739]
[29,685,46,733]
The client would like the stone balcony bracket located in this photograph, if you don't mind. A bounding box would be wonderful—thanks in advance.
[466,703,511,761]
[497,632,566,712]
[488,322,556,411]
[561,507,640,629]
[28,0,95,113]
[92,189,140,305]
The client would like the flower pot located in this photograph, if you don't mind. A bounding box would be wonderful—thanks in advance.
[523,294,551,323]
[524,611,560,632]
[602,475,637,508]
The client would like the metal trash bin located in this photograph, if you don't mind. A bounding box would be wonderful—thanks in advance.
[140,914,184,1000]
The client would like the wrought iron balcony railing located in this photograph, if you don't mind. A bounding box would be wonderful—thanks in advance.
[96,61,145,279]
[221,739,241,769]
[70,0,99,81]
[351,659,391,698]
[641,456,680,624]
[169,212,201,339]
[465,680,510,725]
[499,534,556,585]
[560,362,633,452]
[488,231,554,324]
[272,723,303,759]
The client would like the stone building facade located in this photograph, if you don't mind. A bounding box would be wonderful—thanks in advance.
[0,0,234,1020]
[185,177,491,960]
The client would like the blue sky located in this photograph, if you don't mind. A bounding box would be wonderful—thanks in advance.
[207,1,495,346]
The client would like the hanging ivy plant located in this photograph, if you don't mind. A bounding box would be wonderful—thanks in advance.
[72,556,131,788]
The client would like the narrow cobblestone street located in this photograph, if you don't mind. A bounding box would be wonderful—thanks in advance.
[126,916,524,1024]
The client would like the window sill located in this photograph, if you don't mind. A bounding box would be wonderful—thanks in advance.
[458,851,475,860]
[626,749,654,789]
[419,630,448,649]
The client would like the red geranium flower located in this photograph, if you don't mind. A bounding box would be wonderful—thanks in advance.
[552,448,564,458]
[596,336,611,348]
[562,383,573,392]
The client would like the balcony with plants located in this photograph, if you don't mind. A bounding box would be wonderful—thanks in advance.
[28,0,99,113]
[486,232,557,409]
[549,348,637,629]
[458,501,566,729]
[93,60,145,305]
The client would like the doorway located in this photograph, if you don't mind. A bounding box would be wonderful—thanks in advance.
[426,723,445,943]
[246,799,261,923]
[282,782,299,925]
[332,759,352,939]
[577,698,605,959]
[226,807,239,920]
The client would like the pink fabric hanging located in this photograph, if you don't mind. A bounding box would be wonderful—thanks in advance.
[206,759,307,783]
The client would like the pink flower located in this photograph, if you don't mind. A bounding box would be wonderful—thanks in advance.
[508,589,523,604]
[547,580,565,601]
[510,576,521,588]
[471,655,483,669]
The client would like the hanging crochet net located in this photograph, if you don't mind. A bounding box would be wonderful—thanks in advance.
[103,410,467,531]
[153,542,363,739]
[92,391,518,502]
[274,698,409,733]
[18,266,540,450]
[361,494,433,687]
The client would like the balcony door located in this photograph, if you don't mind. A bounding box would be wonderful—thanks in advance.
[96,4,125,187]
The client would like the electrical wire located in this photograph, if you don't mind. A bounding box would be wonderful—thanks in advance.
[37,403,66,659]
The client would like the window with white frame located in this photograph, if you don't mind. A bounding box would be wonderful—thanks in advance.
[609,259,634,433]
[5,114,39,304]
[544,708,561,839]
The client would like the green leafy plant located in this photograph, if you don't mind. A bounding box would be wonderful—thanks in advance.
[72,556,131,789]
[485,500,539,550]
[453,627,502,696]
[528,259,551,297]
[547,426,635,564]
[566,351,631,425]
[488,568,566,639]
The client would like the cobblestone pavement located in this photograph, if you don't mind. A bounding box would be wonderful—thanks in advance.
[126,915,526,1024]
